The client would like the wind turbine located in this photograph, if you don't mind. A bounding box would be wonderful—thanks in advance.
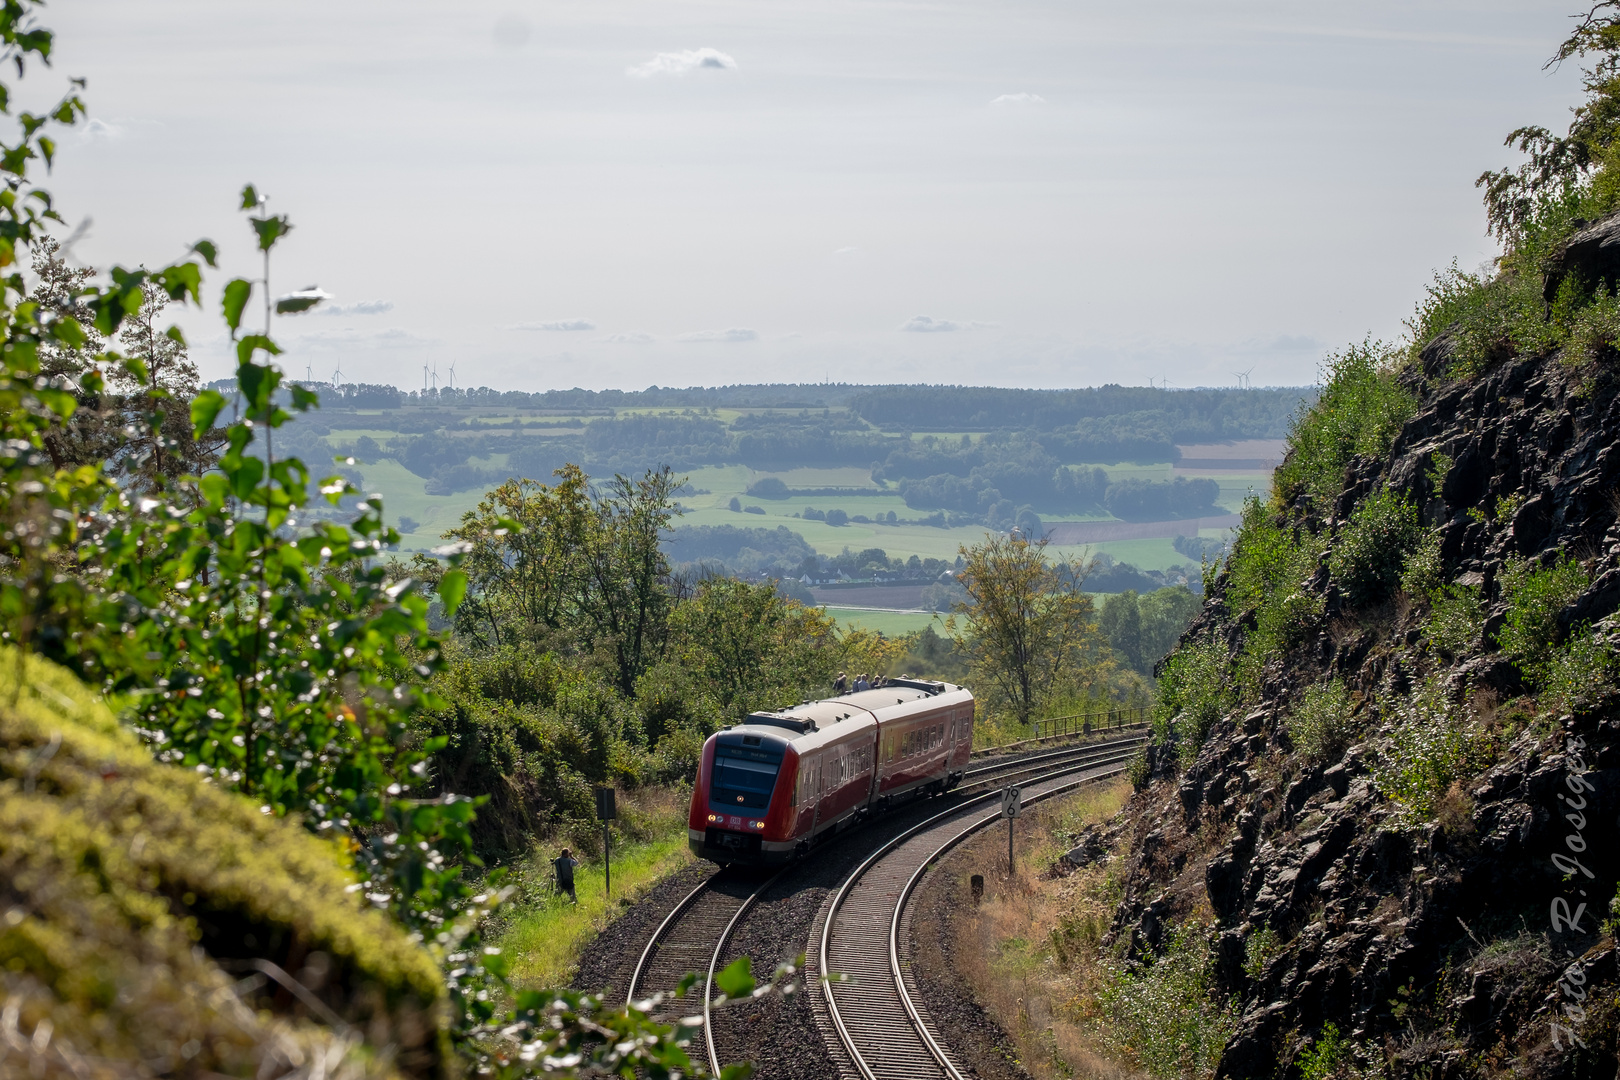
[429,363,439,392]
[447,361,456,391]
[422,362,430,393]
[332,365,344,389]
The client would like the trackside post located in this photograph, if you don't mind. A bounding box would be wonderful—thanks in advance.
[1001,785,1021,875]
[596,786,617,897]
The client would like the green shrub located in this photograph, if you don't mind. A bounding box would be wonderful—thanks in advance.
[1497,555,1591,677]
[1561,283,1620,371]
[1224,498,1322,699]
[1127,744,1152,790]
[1538,627,1616,714]
[1370,678,1495,828]
[1399,530,1446,600]
[1272,340,1417,511]
[1404,261,1560,380]
[1242,926,1283,982]
[1154,636,1234,767]
[650,723,707,784]
[1426,585,1486,658]
[1093,925,1234,1080]
[1287,681,1355,764]
[1299,1024,1351,1080]
[1329,490,1422,606]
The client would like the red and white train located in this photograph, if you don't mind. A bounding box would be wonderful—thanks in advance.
[687,679,976,865]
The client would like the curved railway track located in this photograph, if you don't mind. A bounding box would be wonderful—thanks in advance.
[623,731,1144,1076]
[816,748,1135,1079]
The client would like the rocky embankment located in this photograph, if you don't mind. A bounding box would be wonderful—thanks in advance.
[1100,333,1620,1076]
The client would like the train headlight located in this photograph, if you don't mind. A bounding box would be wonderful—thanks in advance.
[751,820,765,830]
[707,813,719,823]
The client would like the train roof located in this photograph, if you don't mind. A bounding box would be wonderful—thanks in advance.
[729,679,968,741]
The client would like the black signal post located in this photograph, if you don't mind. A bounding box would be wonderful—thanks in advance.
[1002,785,1021,876]
[595,786,617,898]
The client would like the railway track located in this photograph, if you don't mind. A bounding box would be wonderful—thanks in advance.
[816,747,1137,1080]
[623,731,1144,1075]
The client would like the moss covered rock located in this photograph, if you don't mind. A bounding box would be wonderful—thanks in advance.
[0,648,447,1078]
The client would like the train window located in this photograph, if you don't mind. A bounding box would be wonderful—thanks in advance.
[710,745,783,813]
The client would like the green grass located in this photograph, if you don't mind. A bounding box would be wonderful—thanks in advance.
[349,458,489,550]
[826,607,943,636]
[744,465,880,488]
[497,830,695,990]
[1049,537,1191,573]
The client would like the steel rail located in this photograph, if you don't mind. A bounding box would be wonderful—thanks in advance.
[627,734,1139,1002]
[623,864,786,1073]
[627,871,725,1003]
[890,758,1132,1079]
[626,732,1147,1076]
[961,731,1144,781]
[819,747,1136,1080]
[702,867,789,1075]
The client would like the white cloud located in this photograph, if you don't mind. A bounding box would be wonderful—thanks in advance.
[510,318,596,331]
[627,48,737,78]
[990,92,1047,105]
[84,118,123,139]
[900,315,958,332]
[900,315,998,332]
[600,331,656,343]
[315,299,395,316]
[676,327,758,342]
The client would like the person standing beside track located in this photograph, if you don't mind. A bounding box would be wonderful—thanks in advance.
[553,847,580,904]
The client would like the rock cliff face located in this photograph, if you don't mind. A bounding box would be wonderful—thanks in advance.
[1108,341,1620,1077]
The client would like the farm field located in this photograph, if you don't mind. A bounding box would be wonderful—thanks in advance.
[822,606,941,637]
[365,453,1254,571]
[294,387,1296,580]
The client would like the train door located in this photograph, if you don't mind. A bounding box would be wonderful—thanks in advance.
[808,755,825,835]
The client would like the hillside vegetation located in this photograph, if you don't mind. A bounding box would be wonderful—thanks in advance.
[1030,10,1620,1077]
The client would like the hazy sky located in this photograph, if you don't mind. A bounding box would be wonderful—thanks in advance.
[37,1,1588,391]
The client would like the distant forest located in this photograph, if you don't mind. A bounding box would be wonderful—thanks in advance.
[257,382,1309,527]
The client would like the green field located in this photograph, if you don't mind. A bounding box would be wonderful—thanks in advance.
[365,452,1256,572]
[318,398,1271,573]
[825,606,943,636]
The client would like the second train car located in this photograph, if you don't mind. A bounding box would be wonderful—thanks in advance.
[688,678,975,865]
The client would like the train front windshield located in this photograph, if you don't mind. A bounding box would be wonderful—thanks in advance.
[710,745,782,812]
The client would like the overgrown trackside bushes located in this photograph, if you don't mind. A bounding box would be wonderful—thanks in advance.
[0,648,445,1076]
[1092,925,1234,1080]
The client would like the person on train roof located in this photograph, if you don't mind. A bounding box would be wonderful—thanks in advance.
[854,673,871,691]
[834,671,848,694]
